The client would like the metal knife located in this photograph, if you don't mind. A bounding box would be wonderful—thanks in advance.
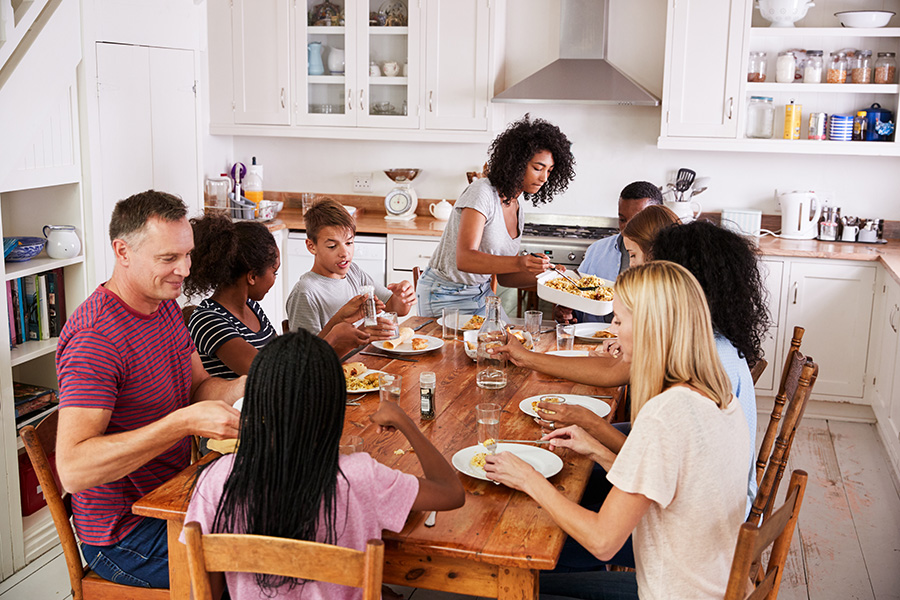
[360,351,418,363]
[414,319,434,331]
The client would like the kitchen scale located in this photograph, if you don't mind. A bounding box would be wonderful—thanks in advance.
[383,168,420,221]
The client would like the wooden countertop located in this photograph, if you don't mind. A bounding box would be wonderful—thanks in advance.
[278,207,448,237]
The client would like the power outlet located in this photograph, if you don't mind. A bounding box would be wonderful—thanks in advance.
[353,172,373,193]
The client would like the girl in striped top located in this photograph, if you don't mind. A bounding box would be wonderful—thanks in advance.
[184,214,279,379]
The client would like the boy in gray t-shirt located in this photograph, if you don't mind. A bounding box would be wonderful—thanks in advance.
[286,200,416,349]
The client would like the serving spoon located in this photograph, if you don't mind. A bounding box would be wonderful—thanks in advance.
[531,253,599,291]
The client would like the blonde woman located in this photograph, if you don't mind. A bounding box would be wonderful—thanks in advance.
[485,262,749,600]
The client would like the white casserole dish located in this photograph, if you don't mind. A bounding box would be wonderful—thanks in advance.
[536,270,614,316]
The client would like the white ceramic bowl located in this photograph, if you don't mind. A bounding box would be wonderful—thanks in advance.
[756,0,815,27]
[834,10,894,28]
[463,330,478,360]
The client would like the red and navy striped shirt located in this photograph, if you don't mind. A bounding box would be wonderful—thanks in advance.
[56,286,194,546]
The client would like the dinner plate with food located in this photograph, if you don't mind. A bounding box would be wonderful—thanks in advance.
[519,394,611,419]
[372,327,444,355]
[451,443,563,482]
[573,323,617,343]
[342,362,385,393]
[436,313,485,332]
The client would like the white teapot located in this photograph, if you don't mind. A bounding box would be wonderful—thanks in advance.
[429,199,453,220]
[43,225,81,259]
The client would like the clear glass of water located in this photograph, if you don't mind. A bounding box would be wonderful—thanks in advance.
[476,403,501,449]
[524,310,543,344]
[379,373,402,403]
[441,307,459,340]
[556,323,575,352]
[382,311,398,337]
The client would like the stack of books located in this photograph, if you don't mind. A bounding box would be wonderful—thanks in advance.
[14,382,58,428]
[4,268,66,348]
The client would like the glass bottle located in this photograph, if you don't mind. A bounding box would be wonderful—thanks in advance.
[776,51,796,83]
[361,285,377,326]
[748,51,767,82]
[419,372,436,420]
[853,111,868,141]
[826,52,848,84]
[803,50,824,83]
[852,50,873,84]
[746,96,775,139]
[875,52,897,84]
[476,296,508,389]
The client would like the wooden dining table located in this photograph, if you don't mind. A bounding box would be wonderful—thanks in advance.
[133,316,620,600]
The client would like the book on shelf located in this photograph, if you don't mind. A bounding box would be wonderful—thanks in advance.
[53,267,67,335]
[38,274,50,340]
[13,382,58,424]
[6,281,15,348]
[23,275,39,341]
[15,278,26,343]
[9,270,68,344]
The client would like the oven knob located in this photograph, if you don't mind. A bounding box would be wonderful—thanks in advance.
[568,252,577,261]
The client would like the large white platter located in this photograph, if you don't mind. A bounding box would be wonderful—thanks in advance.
[519,394,612,419]
[372,334,444,355]
[451,443,563,482]
[536,270,614,316]
[573,323,616,343]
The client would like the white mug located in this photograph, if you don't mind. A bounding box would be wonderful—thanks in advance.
[383,61,400,77]
[842,225,859,242]
[663,200,702,223]
[858,228,878,243]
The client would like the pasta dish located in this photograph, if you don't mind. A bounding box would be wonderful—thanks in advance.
[542,275,614,301]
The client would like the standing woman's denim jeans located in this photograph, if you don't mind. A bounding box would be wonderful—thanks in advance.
[415,267,496,317]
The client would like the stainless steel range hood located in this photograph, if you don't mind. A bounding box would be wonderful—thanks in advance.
[493,0,659,107]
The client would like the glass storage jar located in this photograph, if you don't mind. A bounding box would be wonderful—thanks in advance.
[746,96,775,139]
[803,50,824,83]
[827,52,849,84]
[875,52,897,84]
[852,50,873,83]
[748,51,768,82]
[776,51,796,83]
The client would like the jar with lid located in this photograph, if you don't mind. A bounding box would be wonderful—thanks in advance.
[852,50,873,83]
[875,52,897,84]
[746,96,775,139]
[419,371,435,420]
[803,50,824,83]
[748,51,767,82]
[826,52,848,83]
[776,51,796,83]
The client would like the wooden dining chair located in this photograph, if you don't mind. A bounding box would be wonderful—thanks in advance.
[749,359,817,528]
[725,469,808,600]
[282,318,290,334]
[181,303,202,463]
[183,522,384,600]
[20,411,170,600]
[413,265,421,290]
[749,358,768,386]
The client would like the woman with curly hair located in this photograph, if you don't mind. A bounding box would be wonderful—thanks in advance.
[184,213,280,379]
[416,114,576,316]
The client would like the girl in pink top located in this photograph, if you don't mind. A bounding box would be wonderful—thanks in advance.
[182,330,465,599]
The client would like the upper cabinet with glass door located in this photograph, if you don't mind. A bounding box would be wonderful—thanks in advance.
[296,0,420,129]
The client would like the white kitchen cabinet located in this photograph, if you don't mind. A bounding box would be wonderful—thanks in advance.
[255,228,287,330]
[756,258,785,394]
[423,0,490,131]
[660,0,747,138]
[388,234,439,318]
[232,0,291,125]
[782,260,875,399]
[869,270,900,474]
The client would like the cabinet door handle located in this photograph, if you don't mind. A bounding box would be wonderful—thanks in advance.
[428,91,434,113]
[360,89,364,111]
[347,89,353,111]
[418,254,433,259]
[791,281,799,305]
[891,304,899,333]
[726,97,733,120]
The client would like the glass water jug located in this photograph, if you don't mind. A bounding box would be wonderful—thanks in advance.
[476,296,508,389]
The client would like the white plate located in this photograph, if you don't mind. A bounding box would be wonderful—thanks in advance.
[545,350,590,357]
[573,323,616,343]
[451,443,564,482]
[437,314,482,331]
[346,369,385,394]
[372,335,444,355]
[518,394,612,419]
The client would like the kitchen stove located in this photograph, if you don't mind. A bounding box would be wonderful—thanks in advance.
[520,214,618,269]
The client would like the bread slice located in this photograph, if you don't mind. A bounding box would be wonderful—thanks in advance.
[411,337,428,350]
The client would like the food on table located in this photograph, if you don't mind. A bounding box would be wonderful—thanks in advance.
[506,328,534,349]
[465,341,476,351]
[383,327,414,349]
[342,362,367,377]
[541,275,614,301]
[394,448,406,455]
[346,371,380,391]
[207,438,239,454]
[470,452,488,469]
[482,438,496,447]
[411,337,428,351]
[592,330,616,339]
[461,315,485,330]
[532,396,565,415]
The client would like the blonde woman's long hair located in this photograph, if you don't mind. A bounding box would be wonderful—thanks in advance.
[615,261,733,422]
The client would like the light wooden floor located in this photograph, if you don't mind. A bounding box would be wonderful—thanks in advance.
[391,418,900,600]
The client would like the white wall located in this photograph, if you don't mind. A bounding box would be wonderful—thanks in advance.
[226,0,900,220]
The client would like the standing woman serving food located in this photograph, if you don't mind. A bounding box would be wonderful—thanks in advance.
[416,115,575,317]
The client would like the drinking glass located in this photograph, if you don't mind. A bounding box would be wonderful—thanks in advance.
[381,311,399,337]
[442,307,459,340]
[475,403,501,449]
[379,373,402,403]
[301,193,315,215]
[524,310,543,344]
[339,435,364,455]
[556,323,575,351]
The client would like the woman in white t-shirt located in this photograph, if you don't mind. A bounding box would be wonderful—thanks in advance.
[485,261,749,600]
[416,115,576,317]
[181,330,465,600]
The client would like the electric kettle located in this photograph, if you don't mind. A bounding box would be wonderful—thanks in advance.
[779,191,821,240]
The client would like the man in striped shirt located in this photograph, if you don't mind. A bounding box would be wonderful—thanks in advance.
[55,191,244,589]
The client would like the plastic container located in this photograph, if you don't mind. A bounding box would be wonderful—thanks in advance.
[746,96,775,139]
[803,50,824,83]
[748,51,768,82]
[852,50,873,83]
[853,111,868,140]
[827,52,849,83]
[776,51,796,83]
[244,157,264,218]
[875,52,897,84]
